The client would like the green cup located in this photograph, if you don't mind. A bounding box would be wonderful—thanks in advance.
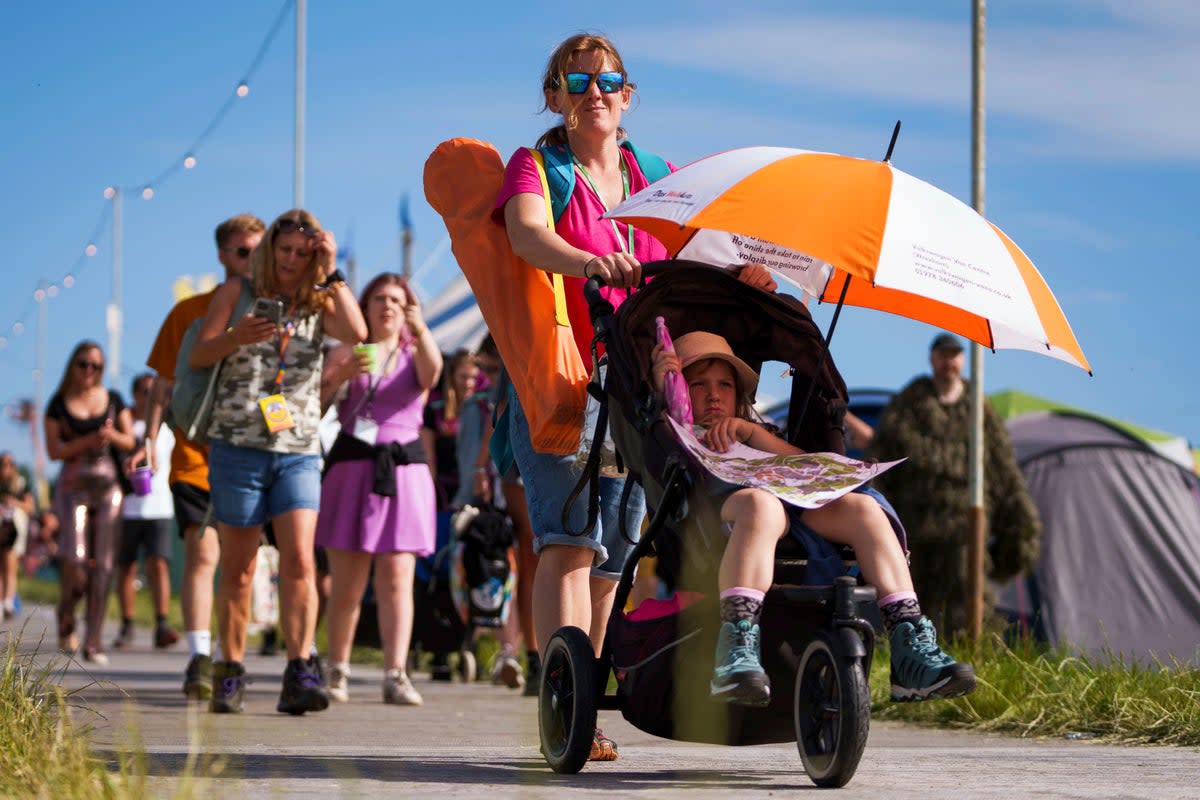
[353,343,379,375]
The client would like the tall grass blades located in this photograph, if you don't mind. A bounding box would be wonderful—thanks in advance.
[0,631,121,800]
[870,632,1200,746]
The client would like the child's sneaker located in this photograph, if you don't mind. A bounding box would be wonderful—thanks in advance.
[710,619,771,707]
[889,616,977,702]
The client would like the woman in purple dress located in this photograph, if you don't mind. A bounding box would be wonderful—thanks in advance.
[316,272,442,706]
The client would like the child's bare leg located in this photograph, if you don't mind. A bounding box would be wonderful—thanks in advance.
[710,488,786,707]
[805,492,976,702]
[801,492,912,596]
[718,488,789,593]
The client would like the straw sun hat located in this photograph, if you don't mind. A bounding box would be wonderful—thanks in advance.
[672,331,759,396]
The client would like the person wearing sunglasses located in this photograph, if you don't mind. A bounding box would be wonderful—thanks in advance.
[130,213,264,704]
[188,209,367,715]
[494,33,778,763]
[491,32,673,763]
[44,340,137,664]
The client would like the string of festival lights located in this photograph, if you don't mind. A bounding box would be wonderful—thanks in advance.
[0,0,294,369]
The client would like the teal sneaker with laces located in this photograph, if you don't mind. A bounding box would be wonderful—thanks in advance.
[889,616,977,702]
[710,619,771,707]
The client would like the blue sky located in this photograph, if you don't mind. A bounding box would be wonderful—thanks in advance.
[1,0,1196,471]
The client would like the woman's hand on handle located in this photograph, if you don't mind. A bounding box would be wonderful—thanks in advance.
[584,251,641,289]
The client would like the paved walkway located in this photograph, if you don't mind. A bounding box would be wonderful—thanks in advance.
[5,602,1199,799]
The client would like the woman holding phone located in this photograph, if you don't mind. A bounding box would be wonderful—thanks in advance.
[316,272,441,706]
[188,208,367,715]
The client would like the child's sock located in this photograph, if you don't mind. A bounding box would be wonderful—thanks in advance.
[186,630,211,658]
[154,614,167,627]
[878,591,922,634]
[719,587,765,625]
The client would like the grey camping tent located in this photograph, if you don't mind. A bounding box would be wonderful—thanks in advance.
[997,409,1200,664]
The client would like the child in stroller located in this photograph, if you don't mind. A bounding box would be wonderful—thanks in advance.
[536,261,974,786]
[651,330,976,706]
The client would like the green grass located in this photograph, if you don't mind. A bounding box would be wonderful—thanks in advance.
[0,631,171,800]
[869,632,1200,746]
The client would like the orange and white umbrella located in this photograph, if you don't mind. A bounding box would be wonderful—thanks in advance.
[606,145,1090,372]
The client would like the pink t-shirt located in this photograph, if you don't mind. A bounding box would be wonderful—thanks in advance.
[493,145,674,362]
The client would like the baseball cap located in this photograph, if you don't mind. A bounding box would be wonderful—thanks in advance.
[929,332,964,353]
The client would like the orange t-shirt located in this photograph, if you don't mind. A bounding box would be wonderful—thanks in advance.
[146,289,216,492]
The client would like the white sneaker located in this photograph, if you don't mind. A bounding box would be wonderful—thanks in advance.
[327,664,350,703]
[383,669,423,706]
[490,654,525,690]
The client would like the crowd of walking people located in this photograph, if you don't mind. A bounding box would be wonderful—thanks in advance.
[0,31,1012,767]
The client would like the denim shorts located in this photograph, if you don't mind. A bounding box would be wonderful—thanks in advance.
[208,440,321,528]
[507,384,645,580]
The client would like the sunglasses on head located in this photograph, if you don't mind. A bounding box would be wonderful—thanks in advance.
[552,71,627,94]
[75,359,103,372]
[276,219,318,238]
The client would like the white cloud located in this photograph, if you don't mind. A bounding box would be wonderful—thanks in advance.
[619,8,1200,163]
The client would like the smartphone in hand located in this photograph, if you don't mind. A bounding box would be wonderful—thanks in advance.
[252,298,285,324]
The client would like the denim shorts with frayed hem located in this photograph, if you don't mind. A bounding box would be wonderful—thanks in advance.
[208,440,321,528]
[506,384,644,581]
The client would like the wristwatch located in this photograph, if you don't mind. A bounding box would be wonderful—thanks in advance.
[317,269,347,290]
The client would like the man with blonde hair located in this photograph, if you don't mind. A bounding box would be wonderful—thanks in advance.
[129,213,265,702]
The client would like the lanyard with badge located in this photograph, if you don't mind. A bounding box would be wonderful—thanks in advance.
[572,154,635,257]
[257,303,299,434]
[346,346,397,446]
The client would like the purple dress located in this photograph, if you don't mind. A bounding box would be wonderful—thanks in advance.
[316,346,435,555]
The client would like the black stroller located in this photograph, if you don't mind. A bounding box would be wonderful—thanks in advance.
[538,262,878,788]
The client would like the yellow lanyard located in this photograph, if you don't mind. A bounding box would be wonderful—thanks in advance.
[572,155,635,255]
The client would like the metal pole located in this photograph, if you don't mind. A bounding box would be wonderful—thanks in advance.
[108,188,123,389]
[34,290,47,503]
[294,0,306,207]
[966,0,987,642]
[402,229,413,280]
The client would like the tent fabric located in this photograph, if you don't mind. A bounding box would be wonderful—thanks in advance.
[999,411,1200,664]
[424,273,487,353]
[992,389,1195,473]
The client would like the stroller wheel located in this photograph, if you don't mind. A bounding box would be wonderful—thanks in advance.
[538,626,598,774]
[793,635,870,788]
[458,649,477,683]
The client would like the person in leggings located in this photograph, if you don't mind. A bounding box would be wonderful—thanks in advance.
[44,340,136,664]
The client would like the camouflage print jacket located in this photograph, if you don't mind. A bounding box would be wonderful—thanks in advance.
[207,308,325,454]
[866,376,1041,583]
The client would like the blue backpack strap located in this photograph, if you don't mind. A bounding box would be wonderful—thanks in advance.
[621,140,671,184]
[537,144,575,223]
[538,140,670,223]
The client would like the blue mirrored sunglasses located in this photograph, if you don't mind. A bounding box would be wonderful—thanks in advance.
[558,71,627,94]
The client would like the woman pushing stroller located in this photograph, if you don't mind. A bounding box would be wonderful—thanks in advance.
[651,330,977,707]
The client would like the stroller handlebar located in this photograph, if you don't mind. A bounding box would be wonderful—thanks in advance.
[583,262,676,328]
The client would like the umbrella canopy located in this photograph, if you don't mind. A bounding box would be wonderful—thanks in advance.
[606,146,1090,373]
